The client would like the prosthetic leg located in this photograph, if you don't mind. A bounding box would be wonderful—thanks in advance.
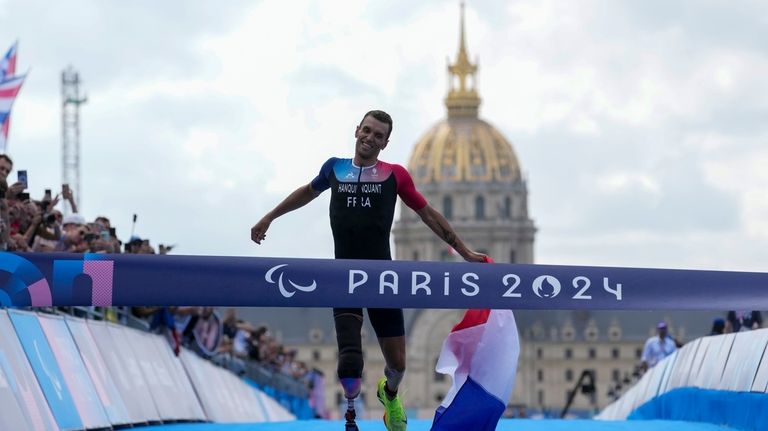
[335,313,364,431]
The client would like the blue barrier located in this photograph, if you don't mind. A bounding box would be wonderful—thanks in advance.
[9,311,84,430]
[1,252,766,309]
[629,387,768,430]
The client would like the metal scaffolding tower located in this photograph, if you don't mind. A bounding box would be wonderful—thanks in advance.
[61,67,87,214]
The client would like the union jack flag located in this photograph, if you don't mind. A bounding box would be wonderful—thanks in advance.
[0,41,17,81]
[0,74,26,153]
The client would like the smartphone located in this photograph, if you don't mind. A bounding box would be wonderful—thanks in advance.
[17,170,27,189]
[44,189,52,200]
[100,231,110,241]
[109,227,116,237]
[17,192,30,201]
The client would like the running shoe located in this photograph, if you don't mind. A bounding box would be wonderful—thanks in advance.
[377,377,407,431]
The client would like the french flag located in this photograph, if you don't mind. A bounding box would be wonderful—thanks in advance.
[432,260,520,431]
[0,41,17,80]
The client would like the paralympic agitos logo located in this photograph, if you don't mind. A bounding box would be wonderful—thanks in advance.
[265,264,318,298]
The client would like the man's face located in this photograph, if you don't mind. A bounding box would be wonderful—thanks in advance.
[354,115,390,161]
[658,327,668,338]
[63,222,83,234]
[96,217,111,229]
[64,225,86,244]
[0,159,11,180]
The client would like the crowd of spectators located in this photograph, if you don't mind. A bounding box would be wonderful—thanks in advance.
[0,154,162,254]
[0,153,311,396]
[219,308,309,380]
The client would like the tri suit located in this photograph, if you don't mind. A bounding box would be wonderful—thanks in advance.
[310,157,427,379]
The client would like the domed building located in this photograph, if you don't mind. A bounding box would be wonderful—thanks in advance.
[391,5,535,417]
[393,12,535,265]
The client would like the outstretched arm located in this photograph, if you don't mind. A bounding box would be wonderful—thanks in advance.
[251,184,320,244]
[415,204,487,262]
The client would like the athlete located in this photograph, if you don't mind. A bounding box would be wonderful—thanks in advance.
[251,110,487,431]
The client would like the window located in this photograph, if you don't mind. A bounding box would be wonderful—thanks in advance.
[537,369,544,382]
[503,196,511,218]
[538,390,545,406]
[313,350,321,361]
[536,348,543,359]
[510,250,517,263]
[412,251,419,261]
[635,348,642,359]
[565,369,573,382]
[612,348,620,359]
[443,195,453,220]
[589,348,596,359]
[565,348,573,359]
[612,369,621,382]
[475,195,485,219]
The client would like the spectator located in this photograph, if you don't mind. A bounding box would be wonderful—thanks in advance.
[131,306,182,355]
[0,178,9,250]
[710,318,726,335]
[126,235,155,254]
[641,321,677,371]
[59,213,89,252]
[0,154,25,199]
[726,310,763,332]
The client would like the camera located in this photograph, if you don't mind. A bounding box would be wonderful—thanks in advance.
[43,213,57,226]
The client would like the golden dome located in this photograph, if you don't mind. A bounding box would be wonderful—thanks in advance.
[408,118,522,184]
[407,3,522,185]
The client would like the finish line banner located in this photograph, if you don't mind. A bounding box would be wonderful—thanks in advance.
[0,252,766,310]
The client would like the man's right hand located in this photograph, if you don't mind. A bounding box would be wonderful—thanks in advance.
[7,182,24,198]
[251,217,271,244]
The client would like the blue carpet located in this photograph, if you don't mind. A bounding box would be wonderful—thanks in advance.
[136,419,733,430]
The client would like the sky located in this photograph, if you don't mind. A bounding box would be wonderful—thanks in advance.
[0,0,766,272]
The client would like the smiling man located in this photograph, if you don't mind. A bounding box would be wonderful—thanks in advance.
[251,110,486,431]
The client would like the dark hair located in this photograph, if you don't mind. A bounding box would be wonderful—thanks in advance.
[711,318,725,335]
[0,154,13,167]
[360,110,393,139]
